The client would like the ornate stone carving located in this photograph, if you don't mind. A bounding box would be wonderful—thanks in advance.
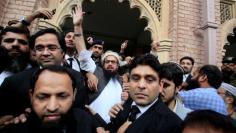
[145,0,162,21]
[220,1,234,24]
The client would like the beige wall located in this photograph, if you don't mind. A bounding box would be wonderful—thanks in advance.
[0,0,49,32]
[168,0,204,66]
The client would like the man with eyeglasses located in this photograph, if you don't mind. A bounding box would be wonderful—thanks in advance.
[0,8,56,86]
[0,28,87,130]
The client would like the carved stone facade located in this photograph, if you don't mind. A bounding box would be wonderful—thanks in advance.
[0,0,235,66]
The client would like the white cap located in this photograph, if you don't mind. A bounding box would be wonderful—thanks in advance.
[220,82,236,97]
[101,50,121,66]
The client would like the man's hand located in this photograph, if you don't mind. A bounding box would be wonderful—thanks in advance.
[0,115,14,129]
[86,72,98,92]
[87,36,94,45]
[109,103,123,119]
[96,127,110,133]
[120,40,128,53]
[122,82,130,92]
[85,105,96,115]
[117,121,132,133]
[32,8,55,20]
[71,4,84,26]
[25,8,55,24]
[0,108,31,129]
[121,92,129,101]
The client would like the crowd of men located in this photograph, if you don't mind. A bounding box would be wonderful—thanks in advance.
[0,3,236,133]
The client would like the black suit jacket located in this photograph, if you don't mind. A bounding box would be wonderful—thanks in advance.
[107,98,182,133]
[1,108,93,133]
[0,67,87,116]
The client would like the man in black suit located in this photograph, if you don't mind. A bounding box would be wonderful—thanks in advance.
[0,28,87,128]
[1,65,93,133]
[95,54,182,133]
[179,56,194,83]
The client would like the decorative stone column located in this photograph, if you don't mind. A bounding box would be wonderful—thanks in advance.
[201,0,218,64]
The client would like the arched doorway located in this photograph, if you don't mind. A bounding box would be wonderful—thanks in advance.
[60,0,152,56]
[38,0,170,61]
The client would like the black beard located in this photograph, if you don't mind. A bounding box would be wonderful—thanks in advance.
[222,69,234,83]
[163,96,176,106]
[5,52,30,73]
[104,69,117,78]
[185,79,200,90]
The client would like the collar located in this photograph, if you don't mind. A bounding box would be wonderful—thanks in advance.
[65,54,74,60]
[131,98,158,115]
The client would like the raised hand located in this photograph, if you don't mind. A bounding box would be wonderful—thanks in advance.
[71,5,84,26]
[32,8,55,20]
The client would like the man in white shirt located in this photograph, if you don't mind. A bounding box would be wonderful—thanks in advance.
[64,31,81,72]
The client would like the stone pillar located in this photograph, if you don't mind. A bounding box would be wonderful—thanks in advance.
[201,0,218,64]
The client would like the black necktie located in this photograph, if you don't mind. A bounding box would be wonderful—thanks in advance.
[128,105,140,122]
[68,58,73,68]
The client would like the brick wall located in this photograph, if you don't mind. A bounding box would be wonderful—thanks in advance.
[169,0,223,67]
[169,0,204,67]
[0,0,8,26]
[0,0,49,32]
[215,0,223,67]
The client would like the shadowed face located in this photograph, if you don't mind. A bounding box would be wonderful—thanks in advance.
[103,55,119,74]
[180,59,193,74]
[160,78,177,104]
[129,65,163,106]
[64,32,75,49]
[1,32,29,58]
[30,70,75,127]
[91,44,103,58]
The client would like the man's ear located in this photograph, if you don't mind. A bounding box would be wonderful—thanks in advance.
[29,89,33,104]
[175,85,181,93]
[159,80,164,93]
[73,88,77,101]
[198,74,207,82]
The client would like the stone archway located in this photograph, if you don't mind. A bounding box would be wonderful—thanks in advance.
[38,0,171,62]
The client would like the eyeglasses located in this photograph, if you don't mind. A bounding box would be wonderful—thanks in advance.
[35,45,61,52]
[104,60,117,64]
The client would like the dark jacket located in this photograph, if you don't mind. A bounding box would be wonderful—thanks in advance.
[107,98,182,133]
[0,67,87,116]
[1,108,93,133]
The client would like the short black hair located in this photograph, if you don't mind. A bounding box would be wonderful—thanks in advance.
[30,65,76,93]
[222,56,236,63]
[180,56,195,65]
[182,110,236,133]
[159,62,183,87]
[199,65,223,89]
[0,26,30,44]
[29,28,66,52]
[129,54,161,75]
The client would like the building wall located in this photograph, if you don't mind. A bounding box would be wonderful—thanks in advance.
[0,0,8,25]
[0,0,49,32]
[169,0,204,66]
[215,0,222,67]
